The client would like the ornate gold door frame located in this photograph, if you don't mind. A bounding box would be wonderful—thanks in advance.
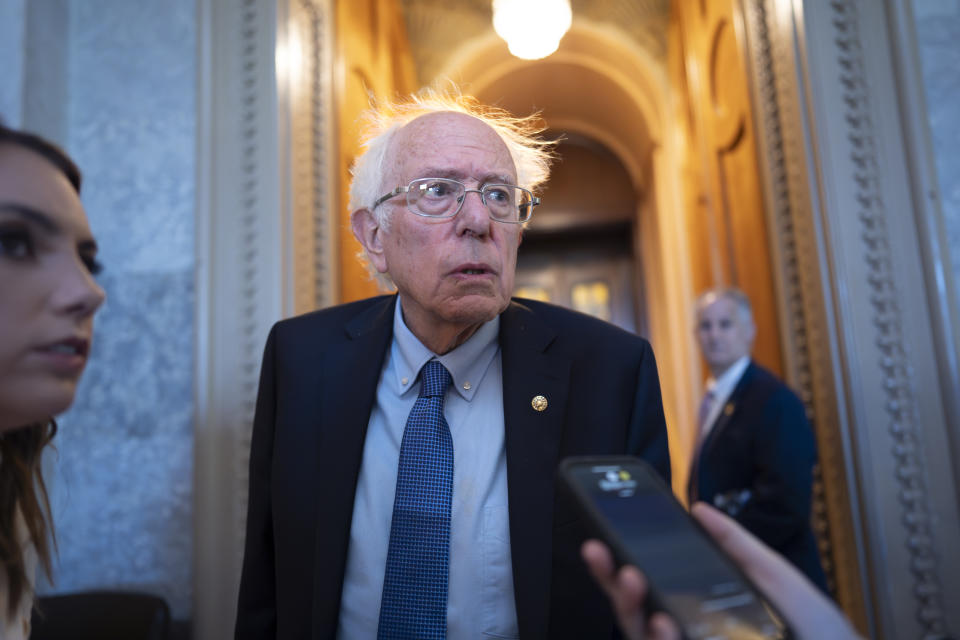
[740,0,960,637]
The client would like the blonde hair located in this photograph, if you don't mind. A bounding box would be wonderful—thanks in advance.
[349,84,556,228]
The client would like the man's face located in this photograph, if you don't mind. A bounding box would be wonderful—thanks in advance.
[695,295,755,375]
[356,112,521,349]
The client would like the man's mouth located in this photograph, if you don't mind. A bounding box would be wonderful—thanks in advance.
[461,268,487,275]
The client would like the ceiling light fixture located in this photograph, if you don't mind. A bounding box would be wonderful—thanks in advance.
[492,0,572,61]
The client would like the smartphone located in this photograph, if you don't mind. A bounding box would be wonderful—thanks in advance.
[559,456,793,640]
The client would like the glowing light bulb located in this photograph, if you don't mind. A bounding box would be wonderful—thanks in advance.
[492,0,572,60]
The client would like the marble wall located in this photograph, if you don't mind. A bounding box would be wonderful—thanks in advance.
[0,0,26,126]
[15,0,199,621]
[914,0,960,300]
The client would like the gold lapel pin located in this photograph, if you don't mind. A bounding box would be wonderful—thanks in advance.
[532,395,548,412]
[723,403,734,416]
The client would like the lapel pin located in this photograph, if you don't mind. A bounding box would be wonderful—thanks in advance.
[531,395,548,412]
[723,403,734,416]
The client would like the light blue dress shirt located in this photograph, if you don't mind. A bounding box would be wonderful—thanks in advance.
[337,300,519,639]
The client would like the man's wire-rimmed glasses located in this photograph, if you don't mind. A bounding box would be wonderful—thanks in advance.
[372,177,539,224]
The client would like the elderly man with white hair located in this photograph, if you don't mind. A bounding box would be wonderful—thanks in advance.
[234,88,670,640]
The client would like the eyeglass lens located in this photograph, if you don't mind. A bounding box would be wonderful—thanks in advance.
[409,178,531,221]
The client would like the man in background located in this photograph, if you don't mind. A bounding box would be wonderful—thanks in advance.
[688,287,827,591]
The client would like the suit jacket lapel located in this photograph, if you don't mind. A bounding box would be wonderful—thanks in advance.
[499,301,571,638]
[701,361,756,459]
[311,296,396,636]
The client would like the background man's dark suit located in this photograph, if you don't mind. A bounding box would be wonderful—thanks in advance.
[688,361,827,592]
[235,295,671,640]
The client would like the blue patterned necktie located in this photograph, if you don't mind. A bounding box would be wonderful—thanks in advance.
[377,360,454,639]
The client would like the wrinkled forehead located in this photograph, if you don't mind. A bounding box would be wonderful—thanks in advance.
[386,111,516,185]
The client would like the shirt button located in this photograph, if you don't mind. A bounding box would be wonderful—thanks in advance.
[462,381,471,390]
[401,377,408,385]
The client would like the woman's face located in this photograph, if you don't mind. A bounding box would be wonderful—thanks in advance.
[0,142,105,432]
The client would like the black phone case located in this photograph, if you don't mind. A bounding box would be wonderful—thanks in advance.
[557,455,793,640]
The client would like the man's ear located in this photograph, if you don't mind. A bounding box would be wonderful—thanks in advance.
[351,208,388,273]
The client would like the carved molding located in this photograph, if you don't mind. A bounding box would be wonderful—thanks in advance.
[289,0,337,314]
[739,0,870,627]
[196,0,283,635]
[827,1,948,635]
[305,0,338,310]
[235,0,263,571]
[196,0,333,637]
[743,0,960,636]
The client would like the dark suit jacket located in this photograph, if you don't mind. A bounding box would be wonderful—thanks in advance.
[234,295,671,639]
[687,361,827,592]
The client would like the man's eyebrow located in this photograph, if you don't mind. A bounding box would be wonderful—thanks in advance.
[482,174,515,185]
[0,202,61,233]
[418,168,463,180]
[416,170,516,184]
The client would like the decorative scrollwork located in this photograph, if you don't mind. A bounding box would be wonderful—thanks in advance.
[297,0,335,310]
[829,1,947,635]
[741,0,838,595]
[237,0,262,564]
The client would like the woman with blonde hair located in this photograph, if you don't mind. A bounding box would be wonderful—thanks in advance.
[0,123,105,638]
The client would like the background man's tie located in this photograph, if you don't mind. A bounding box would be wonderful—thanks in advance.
[697,388,714,431]
[688,389,714,504]
[378,360,454,640]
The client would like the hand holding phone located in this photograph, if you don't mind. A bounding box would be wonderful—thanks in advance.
[581,539,680,639]
[560,456,794,640]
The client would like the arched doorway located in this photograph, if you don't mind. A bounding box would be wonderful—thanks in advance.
[433,24,699,489]
[513,131,644,334]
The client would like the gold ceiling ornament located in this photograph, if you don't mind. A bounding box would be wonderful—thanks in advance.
[492,0,572,60]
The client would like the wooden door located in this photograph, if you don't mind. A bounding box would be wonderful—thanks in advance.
[673,0,783,376]
[335,0,417,302]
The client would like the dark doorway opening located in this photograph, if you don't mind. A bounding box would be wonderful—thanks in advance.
[514,132,644,334]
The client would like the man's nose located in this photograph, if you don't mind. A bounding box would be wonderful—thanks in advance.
[454,189,491,237]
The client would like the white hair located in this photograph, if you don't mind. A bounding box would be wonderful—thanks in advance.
[349,84,556,229]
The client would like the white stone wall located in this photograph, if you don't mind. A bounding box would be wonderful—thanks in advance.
[914,0,960,298]
[0,0,26,125]
[4,0,199,621]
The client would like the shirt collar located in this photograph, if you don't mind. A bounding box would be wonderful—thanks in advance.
[392,299,500,401]
[705,355,751,400]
